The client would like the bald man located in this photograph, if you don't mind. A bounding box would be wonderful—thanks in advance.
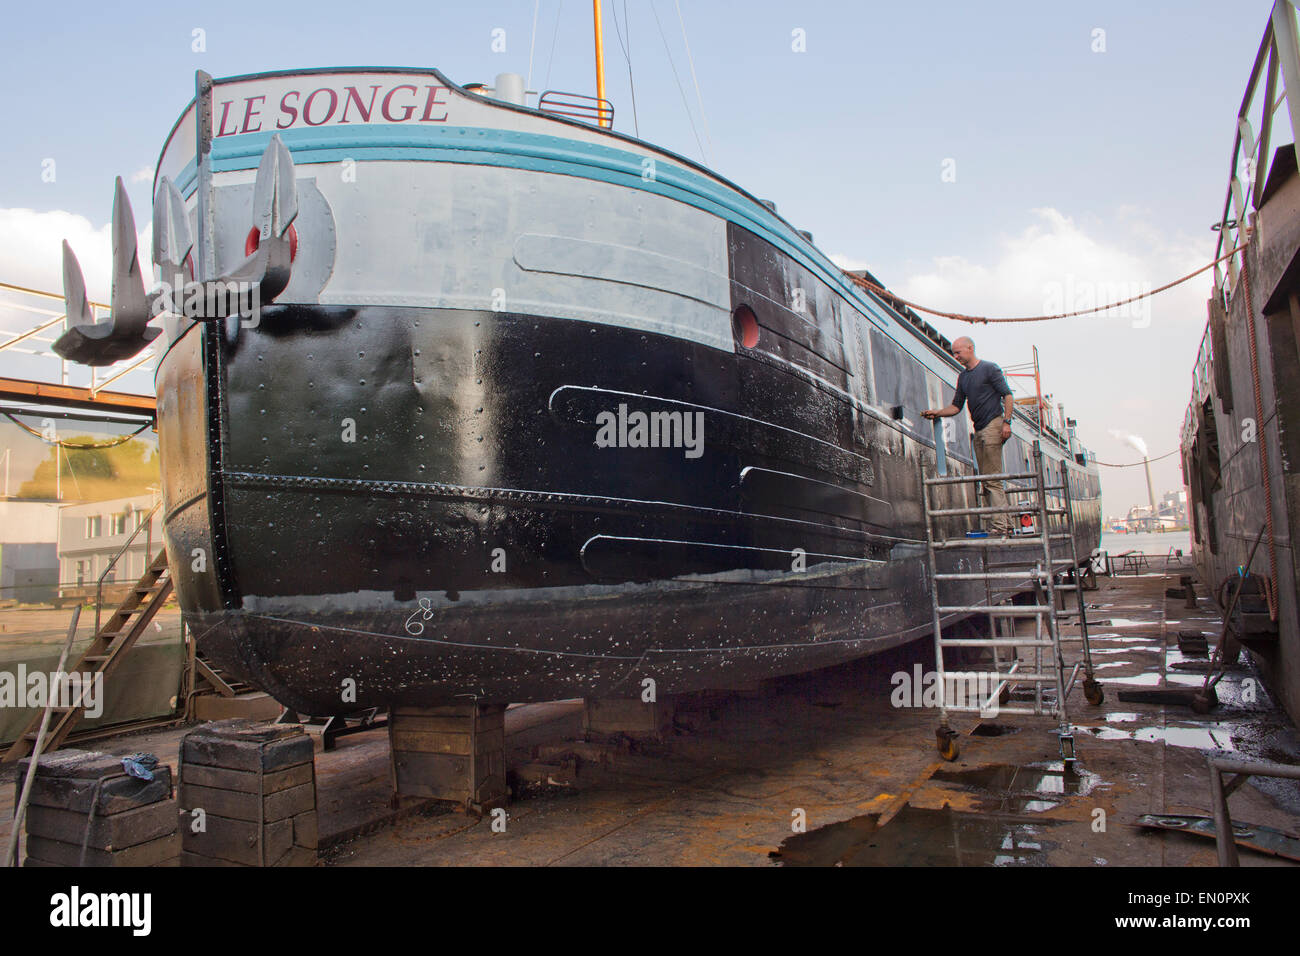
[922,337,1015,535]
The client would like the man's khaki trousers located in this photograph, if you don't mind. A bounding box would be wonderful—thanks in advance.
[974,416,1012,534]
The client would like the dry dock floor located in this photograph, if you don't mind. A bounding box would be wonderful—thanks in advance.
[3,560,1298,866]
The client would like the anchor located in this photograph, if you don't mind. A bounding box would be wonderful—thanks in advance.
[53,133,299,366]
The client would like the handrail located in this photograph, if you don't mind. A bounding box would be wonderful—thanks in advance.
[94,498,162,634]
[538,89,614,126]
[1212,1,1300,301]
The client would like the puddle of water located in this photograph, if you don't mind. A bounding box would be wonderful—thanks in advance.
[1101,672,1205,687]
[1085,725,1234,750]
[775,806,1060,867]
[971,723,1021,737]
[930,762,1105,813]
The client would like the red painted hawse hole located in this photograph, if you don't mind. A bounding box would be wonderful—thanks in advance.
[245,223,299,261]
[733,305,760,349]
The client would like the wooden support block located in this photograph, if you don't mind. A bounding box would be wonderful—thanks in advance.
[25,831,180,868]
[181,719,314,772]
[178,721,318,867]
[18,772,173,816]
[270,845,317,868]
[180,760,313,796]
[181,850,246,867]
[179,780,316,823]
[292,810,318,850]
[181,813,294,867]
[389,704,508,806]
[582,697,675,739]
[388,709,505,733]
[389,727,504,756]
[16,749,173,815]
[25,799,178,851]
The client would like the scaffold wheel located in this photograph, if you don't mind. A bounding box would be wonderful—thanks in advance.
[935,726,960,761]
[1083,678,1104,706]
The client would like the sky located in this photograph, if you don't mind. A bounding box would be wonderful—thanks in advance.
[0,0,1282,515]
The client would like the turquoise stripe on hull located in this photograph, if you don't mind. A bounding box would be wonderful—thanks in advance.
[174,124,957,378]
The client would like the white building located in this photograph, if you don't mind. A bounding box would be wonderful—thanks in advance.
[57,493,162,592]
[0,499,60,603]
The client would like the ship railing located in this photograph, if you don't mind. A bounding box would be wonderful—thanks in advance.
[0,279,158,395]
[1211,1,1300,303]
[538,90,614,127]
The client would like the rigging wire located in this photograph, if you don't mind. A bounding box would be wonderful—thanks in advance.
[674,0,712,165]
[543,0,564,92]
[610,0,640,137]
[650,0,706,164]
[526,0,540,97]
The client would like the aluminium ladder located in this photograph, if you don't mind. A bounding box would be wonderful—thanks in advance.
[921,440,1101,764]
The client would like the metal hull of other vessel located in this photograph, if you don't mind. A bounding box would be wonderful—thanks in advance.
[151,68,1101,714]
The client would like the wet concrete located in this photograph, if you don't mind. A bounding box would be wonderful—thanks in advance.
[3,557,1298,866]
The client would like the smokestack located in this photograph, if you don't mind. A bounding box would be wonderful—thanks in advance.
[1143,456,1157,529]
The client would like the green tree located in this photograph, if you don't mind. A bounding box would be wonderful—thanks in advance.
[17,437,159,501]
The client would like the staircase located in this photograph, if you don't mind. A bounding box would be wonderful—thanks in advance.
[3,550,173,763]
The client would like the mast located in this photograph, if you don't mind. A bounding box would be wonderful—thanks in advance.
[593,0,609,128]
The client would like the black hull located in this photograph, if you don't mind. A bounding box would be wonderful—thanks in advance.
[158,302,1098,714]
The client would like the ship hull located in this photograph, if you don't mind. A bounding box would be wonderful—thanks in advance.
[159,304,1095,713]
[149,67,1101,714]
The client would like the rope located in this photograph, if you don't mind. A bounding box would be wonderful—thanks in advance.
[1093,449,1179,468]
[3,412,152,448]
[843,245,1245,325]
[1238,248,1280,621]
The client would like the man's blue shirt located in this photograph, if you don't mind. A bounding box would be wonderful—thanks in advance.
[952,360,1013,431]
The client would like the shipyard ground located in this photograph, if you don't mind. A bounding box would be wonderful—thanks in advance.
[3,560,1299,866]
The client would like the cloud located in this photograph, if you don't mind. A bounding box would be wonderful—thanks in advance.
[0,207,154,389]
[0,206,151,303]
[834,206,1212,514]
[129,166,154,184]
[828,253,873,273]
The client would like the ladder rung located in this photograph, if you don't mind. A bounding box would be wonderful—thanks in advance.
[936,605,1053,614]
[969,705,1059,716]
[933,571,1044,581]
[927,505,1066,517]
[974,672,1060,683]
[940,639,1056,647]
[930,537,1046,549]
[925,471,1039,485]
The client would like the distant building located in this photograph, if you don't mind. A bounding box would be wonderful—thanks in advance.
[57,493,162,597]
[0,498,60,604]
